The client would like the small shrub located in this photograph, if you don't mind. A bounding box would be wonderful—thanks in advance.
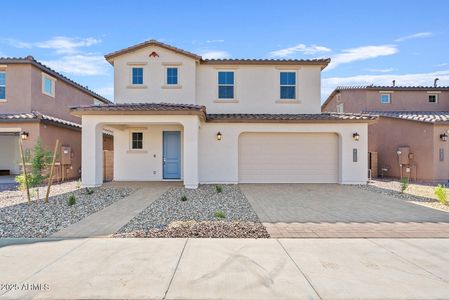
[434,184,448,205]
[180,194,188,201]
[76,179,81,189]
[85,187,94,195]
[400,177,409,193]
[68,194,76,206]
[214,210,226,219]
[215,185,223,193]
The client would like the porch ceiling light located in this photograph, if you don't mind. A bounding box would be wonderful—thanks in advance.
[352,132,360,141]
[20,131,29,140]
[440,133,448,141]
[216,132,222,141]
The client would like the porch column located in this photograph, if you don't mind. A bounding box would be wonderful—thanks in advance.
[81,117,103,187]
[183,117,199,189]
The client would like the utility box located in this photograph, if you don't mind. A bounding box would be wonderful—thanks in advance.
[397,147,410,165]
[61,146,72,165]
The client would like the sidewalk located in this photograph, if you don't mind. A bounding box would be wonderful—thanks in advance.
[1,238,449,299]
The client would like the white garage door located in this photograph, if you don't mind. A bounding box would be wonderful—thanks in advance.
[238,132,338,183]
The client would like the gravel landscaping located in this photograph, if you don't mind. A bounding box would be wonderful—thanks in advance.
[0,181,135,238]
[115,185,269,238]
[360,179,449,213]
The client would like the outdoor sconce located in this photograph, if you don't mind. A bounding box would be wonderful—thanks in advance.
[352,132,360,141]
[20,131,29,140]
[216,132,222,141]
[440,133,448,141]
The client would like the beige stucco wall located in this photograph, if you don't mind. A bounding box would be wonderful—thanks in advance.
[0,64,32,113]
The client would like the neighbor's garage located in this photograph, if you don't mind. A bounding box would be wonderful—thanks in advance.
[238,132,338,183]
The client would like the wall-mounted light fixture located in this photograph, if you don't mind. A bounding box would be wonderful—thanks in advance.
[440,133,448,141]
[352,132,360,141]
[20,131,29,140]
[216,132,222,141]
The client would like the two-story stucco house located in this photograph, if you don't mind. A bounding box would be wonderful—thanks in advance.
[0,56,112,180]
[71,40,376,188]
[322,85,449,182]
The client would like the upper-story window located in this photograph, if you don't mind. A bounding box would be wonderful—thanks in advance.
[166,67,178,85]
[336,103,344,113]
[132,67,144,85]
[42,73,56,97]
[218,71,234,99]
[428,94,438,103]
[280,71,296,99]
[131,132,143,149]
[0,71,5,100]
[380,93,390,104]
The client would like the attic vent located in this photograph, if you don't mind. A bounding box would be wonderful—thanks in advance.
[149,51,159,58]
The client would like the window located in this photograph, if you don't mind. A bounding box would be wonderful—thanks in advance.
[380,93,391,104]
[0,72,5,100]
[280,72,296,99]
[336,94,341,102]
[42,74,55,97]
[428,94,438,103]
[337,103,344,113]
[166,67,178,85]
[131,132,143,149]
[132,67,143,85]
[218,71,234,99]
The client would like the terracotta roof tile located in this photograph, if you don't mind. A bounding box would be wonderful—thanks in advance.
[71,102,206,113]
[0,111,81,128]
[366,111,449,124]
[207,113,377,122]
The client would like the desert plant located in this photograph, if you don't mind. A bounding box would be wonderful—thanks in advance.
[85,187,94,195]
[400,177,409,193]
[215,185,223,193]
[214,210,226,219]
[180,194,188,201]
[434,184,448,205]
[68,194,76,206]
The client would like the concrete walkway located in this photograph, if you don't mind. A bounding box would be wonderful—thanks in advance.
[1,238,449,299]
[52,182,178,238]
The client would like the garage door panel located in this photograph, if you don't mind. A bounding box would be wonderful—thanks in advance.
[239,133,338,183]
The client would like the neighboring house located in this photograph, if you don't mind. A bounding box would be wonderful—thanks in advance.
[71,40,376,188]
[322,85,449,182]
[0,56,112,180]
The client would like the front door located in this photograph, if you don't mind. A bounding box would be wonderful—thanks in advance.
[163,131,181,179]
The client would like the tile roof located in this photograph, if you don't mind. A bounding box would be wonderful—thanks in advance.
[0,56,111,104]
[0,111,81,128]
[71,102,206,113]
[207,113,377,122]
[366,111,449,124]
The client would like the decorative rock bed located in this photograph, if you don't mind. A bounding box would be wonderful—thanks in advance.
[0,181,135,238]
[115,185,269,238]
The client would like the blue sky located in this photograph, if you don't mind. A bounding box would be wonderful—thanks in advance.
[1,0,448,101]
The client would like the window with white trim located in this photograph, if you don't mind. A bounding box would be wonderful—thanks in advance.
[337,103,344,113]
[380,93,390,104]
[218,71,234,99]
[428,94,438,103]
[42,74,55,97]
[0,71,5,100]
[131,132,143,149]
[280,71,296,99]
[166,67,178,85]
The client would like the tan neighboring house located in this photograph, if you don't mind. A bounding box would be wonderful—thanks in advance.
[0,56,112,180]
[322,85,449,182]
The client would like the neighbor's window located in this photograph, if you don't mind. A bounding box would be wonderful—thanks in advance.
[166,67,178,85]
[380,93,391,104]
[337,103,344,113]
[280,71,296,99]
[132,67,143,85]
[428,94,438,103]
[42,74,55,97]
[218,71,234,99]
[131,132,143,149]
[0,71,5,100]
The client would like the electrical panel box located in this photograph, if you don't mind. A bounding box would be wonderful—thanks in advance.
[398,147,410,165]
[61,146,72,165]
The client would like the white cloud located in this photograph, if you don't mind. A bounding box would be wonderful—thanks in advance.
[94,85,114,99]
[206,39,225,43]
[201,50,231,59]
[42,54,109,76]
[270,44,331,57]
[322,70,449,101]
[4,36,101,54]
[364,68,394,73]
[436,63,448,67]
[326,45,398,71]
[395,32,433,42]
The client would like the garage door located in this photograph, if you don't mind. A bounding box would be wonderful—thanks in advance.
[238,132,338,183]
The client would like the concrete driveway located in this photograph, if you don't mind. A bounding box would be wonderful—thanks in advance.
[240,184,449,238]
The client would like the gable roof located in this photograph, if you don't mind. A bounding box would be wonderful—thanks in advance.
[322,85,449,109]
[104,40,331,69]
[0,56,111,104]
[365,111,449,124]
[0,111,82,129]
